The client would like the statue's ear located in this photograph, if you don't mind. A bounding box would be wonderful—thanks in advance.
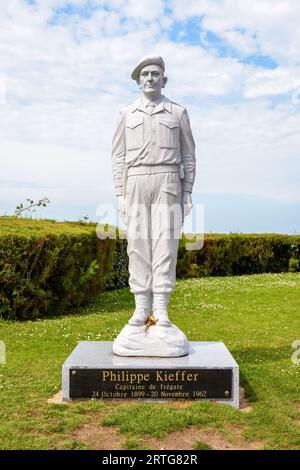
[136,79,142,89]
[162,76,168,88]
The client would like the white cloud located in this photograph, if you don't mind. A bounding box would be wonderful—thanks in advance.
[0,75,7,105]
[171,0,300,65]
[0,140,113,206]
[244,67,300,99]
[121,0,165,20]
[0,0,299,227]
[189,100,300,202]
[221,30,258,57]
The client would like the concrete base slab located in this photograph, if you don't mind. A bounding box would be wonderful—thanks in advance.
[62,341,239,408]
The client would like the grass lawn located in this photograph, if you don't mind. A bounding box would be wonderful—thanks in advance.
[0,272,299,450]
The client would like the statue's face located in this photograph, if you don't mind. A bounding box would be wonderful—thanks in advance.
[138,64,166,94]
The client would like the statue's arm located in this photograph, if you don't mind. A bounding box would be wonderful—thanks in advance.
[180,108,196,217]
[111,109,126,197]
[180,108,196,194]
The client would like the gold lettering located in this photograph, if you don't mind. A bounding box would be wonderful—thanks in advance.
[102,371,110,381]
[137,373,144,384]
[101,370,150,383]
[156,371,163,381]
[102,369,199,384]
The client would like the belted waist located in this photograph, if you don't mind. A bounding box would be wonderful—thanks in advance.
[127,164,179,176]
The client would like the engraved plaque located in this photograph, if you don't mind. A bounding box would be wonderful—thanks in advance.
[69,368,232,400]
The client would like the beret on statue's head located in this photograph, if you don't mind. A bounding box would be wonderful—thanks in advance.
[131,55,165,81]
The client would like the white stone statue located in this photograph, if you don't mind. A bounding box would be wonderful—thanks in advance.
[111,55,196,357]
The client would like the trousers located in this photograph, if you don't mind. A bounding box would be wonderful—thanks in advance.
[125,166,183,295]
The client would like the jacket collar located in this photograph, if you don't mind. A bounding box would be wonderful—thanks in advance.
[132,95,172,115]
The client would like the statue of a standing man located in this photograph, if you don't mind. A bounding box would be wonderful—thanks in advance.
[111,55,196,357]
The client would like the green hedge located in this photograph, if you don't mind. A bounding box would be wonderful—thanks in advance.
[104,232,300,289]
[1,217,299,320]
[0,217,115,320]
[104,234,129,290]
[176,233,300,278]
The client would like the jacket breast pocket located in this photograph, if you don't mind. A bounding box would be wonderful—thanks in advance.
[126,117,144,150]
[158,119,179,149]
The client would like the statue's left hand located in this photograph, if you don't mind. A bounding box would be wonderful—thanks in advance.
[183,191,193,218]
[117,195,127,225]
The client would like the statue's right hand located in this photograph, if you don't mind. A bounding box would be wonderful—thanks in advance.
[117,195,127,224]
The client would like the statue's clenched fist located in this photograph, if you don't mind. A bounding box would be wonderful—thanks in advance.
[117,195,127,224]
[183,191,193,218]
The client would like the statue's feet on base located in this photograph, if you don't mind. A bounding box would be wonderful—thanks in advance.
[153,309,172,327]
[128,308,149,326]
[113,320,189,357]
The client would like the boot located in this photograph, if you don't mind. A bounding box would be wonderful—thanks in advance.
[153,308,172,327]
[128,293,152,326]
[153,293,172,326]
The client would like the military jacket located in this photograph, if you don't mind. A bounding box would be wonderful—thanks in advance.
[111,94,196,196]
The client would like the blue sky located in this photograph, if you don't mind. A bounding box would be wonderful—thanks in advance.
[0,0,300,233]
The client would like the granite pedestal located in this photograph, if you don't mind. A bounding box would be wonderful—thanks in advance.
[62,341,239,408]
